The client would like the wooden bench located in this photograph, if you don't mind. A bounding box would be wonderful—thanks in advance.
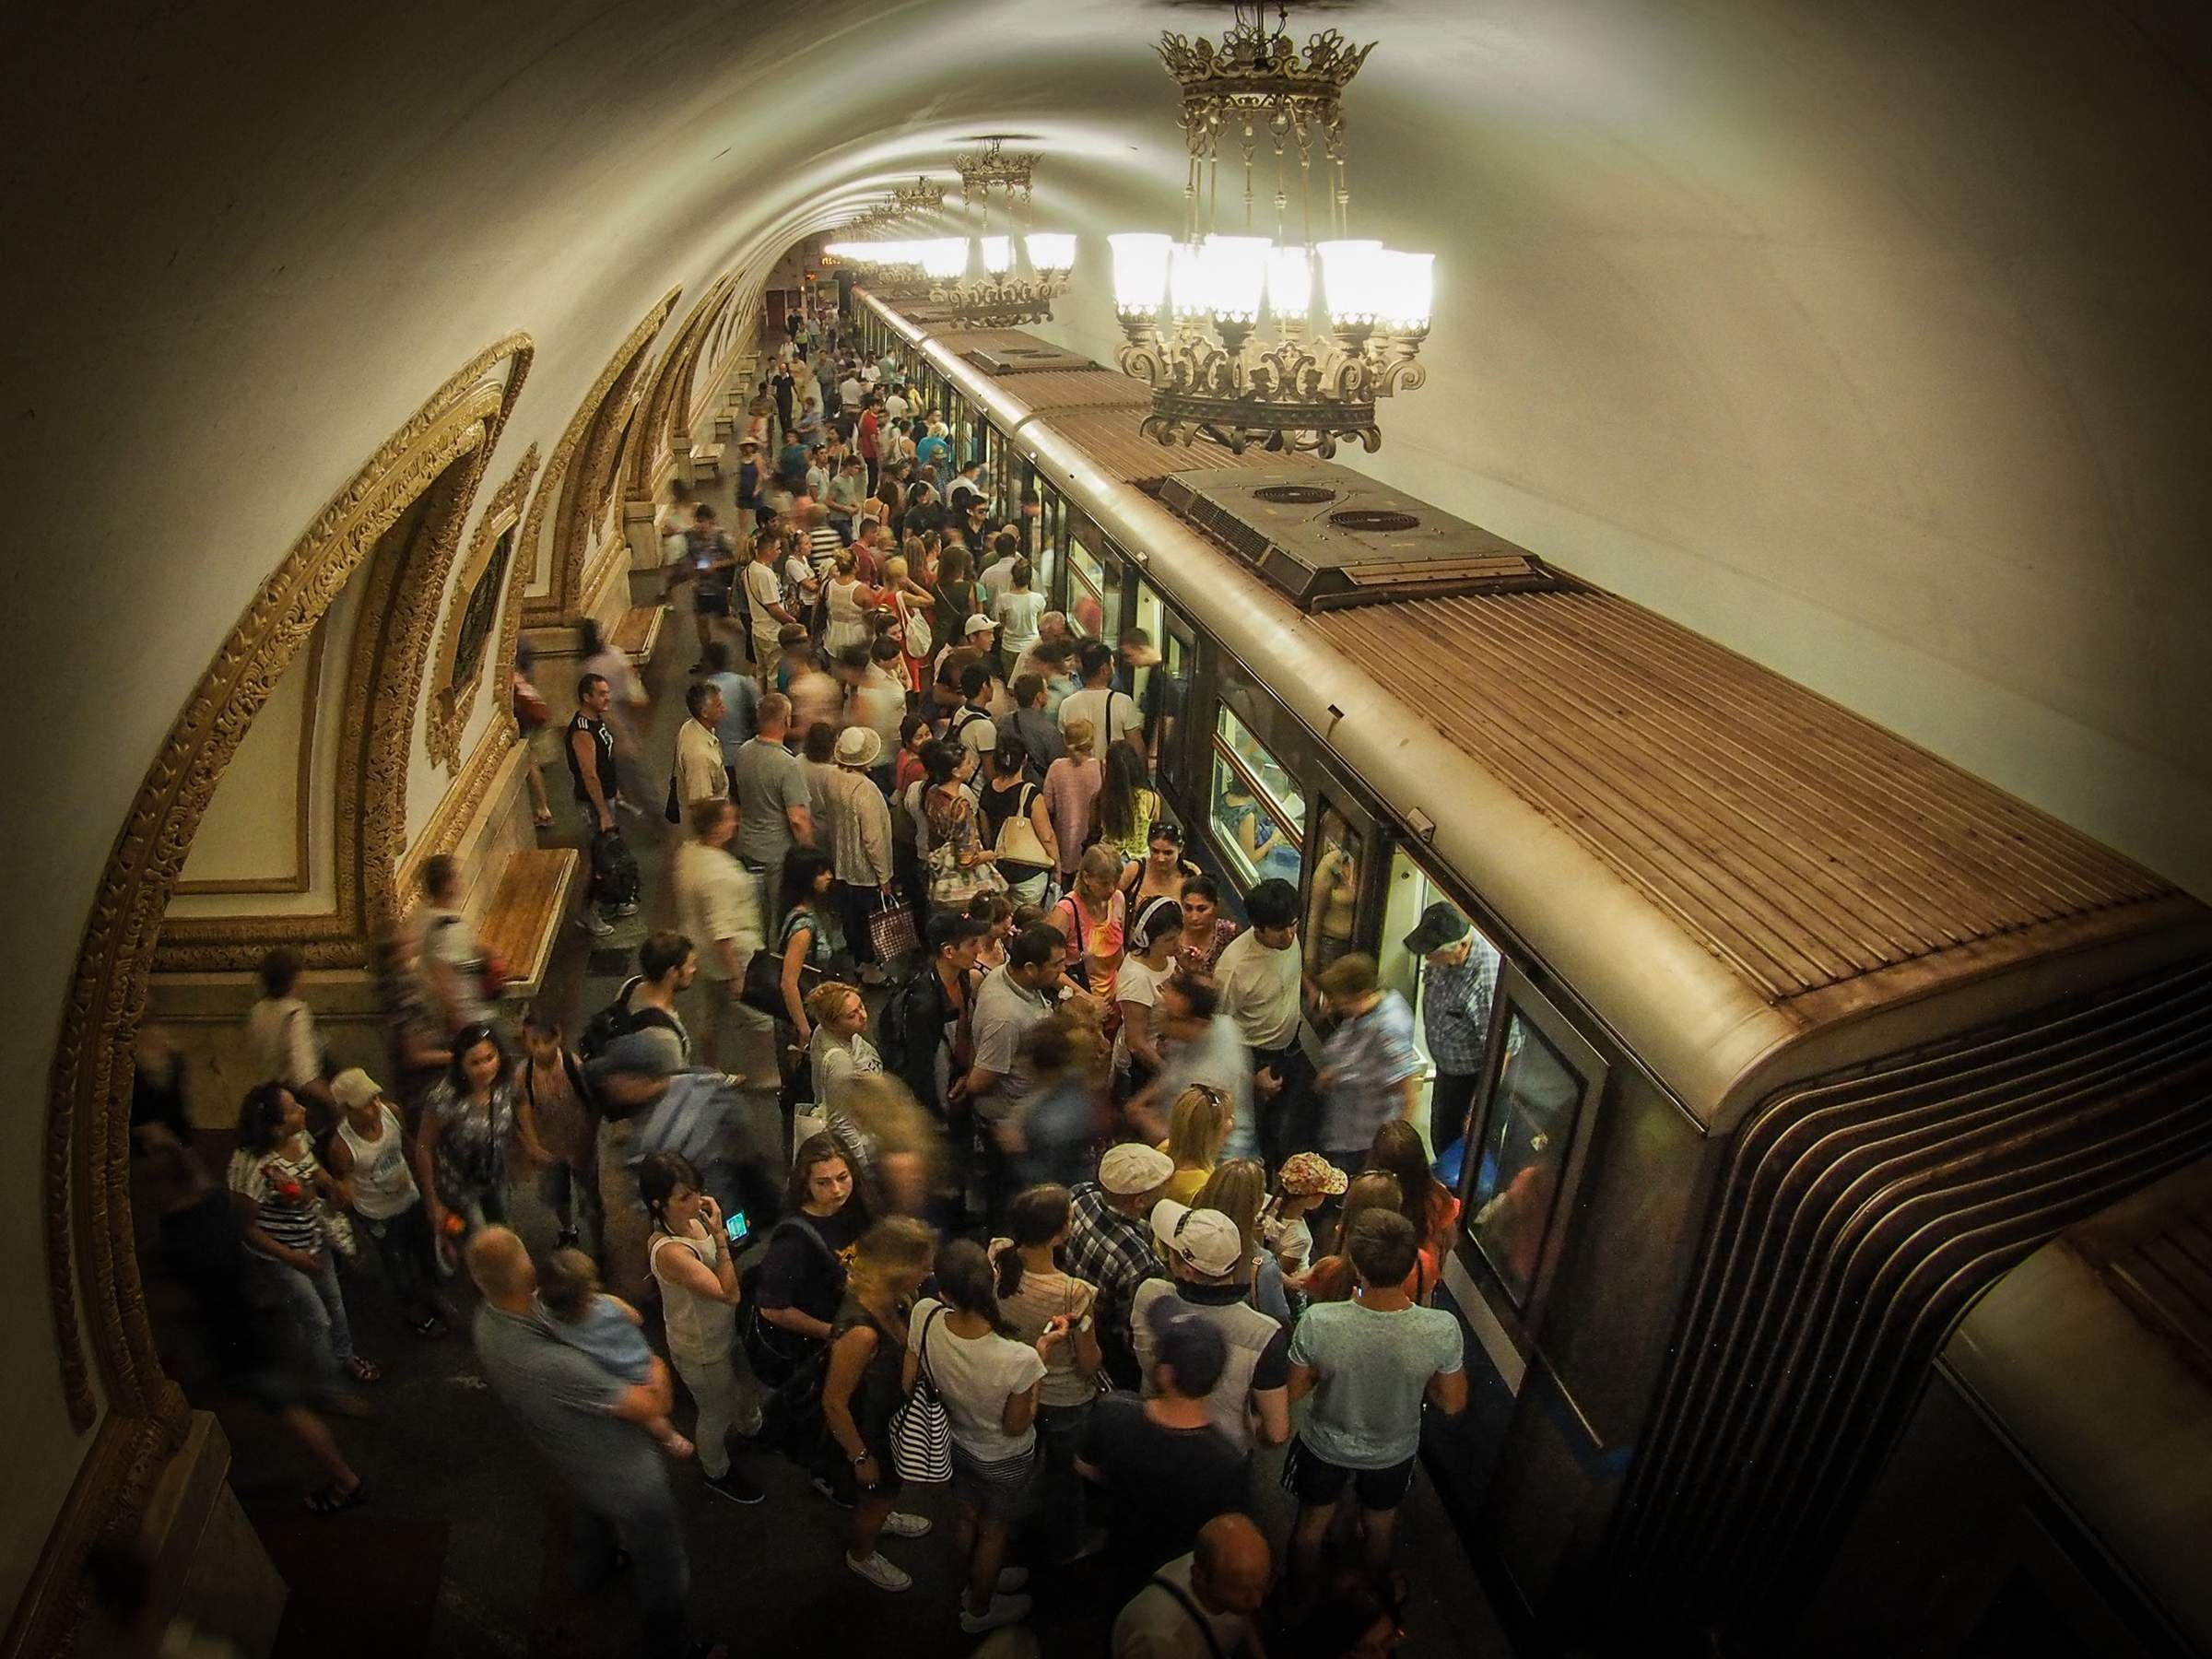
[688,441,724,479]
[477,846,579,1002]
[609,602,665,665]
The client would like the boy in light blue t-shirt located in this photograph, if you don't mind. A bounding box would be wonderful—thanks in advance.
[1286,1207,1467,1580]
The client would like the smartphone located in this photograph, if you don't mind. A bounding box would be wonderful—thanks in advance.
[724,1209,751,1247]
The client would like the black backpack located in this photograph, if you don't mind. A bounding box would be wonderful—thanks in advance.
[576,975,679,1065]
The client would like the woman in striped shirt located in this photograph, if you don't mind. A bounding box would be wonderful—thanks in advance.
[227,1082,378,1394]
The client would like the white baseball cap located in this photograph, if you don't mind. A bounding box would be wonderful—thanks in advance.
[963,614,997,637]
[1099,1142,1173,1195]
[1150,1200,1244,1279]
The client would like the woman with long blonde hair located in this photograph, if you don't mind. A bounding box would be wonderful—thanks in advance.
[822,1216,939,1591]
[1192,1158,1293,1323]
[1159,1083,1232,1206]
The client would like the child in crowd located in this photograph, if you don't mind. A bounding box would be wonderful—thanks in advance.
[535,1247,694,1459]
[1260,1152,1348,1288]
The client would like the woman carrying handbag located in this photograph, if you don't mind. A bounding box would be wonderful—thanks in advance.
[822,1217,940,1592]
[905,1240,1070,1636]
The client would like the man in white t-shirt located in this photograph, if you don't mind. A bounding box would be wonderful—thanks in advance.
[1057,639,1143,753]
[1111,1513,1270,1659]
[743,536,799,687]
[1211,877,1310,1165]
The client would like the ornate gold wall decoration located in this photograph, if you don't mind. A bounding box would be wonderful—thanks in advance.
[426,445,540,771]
[23,334,530,1659]
[521,286,682,628]
[625,274,736,499]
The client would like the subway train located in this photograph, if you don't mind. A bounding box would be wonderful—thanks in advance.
[847,289,2212,1656]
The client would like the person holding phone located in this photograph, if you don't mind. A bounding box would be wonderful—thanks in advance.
[641,1153,764,1507]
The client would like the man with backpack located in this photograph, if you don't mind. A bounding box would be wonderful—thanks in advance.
[948,662,1001,768]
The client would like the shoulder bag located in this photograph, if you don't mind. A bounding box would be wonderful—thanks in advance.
[1144,1575,1229,1659]
[992,782,1052,868]
[896,590,932,658]
[740,1216,838,1385]
[888,1304,954,1484]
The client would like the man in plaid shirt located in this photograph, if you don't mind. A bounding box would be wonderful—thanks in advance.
[1065,1142,1175,1390]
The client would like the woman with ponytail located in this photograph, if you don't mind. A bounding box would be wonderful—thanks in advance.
[988,1185,1103,1564]
[906,1237,1070,1634]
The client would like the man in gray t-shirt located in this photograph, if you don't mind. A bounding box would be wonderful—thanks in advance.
[729,694,815,904]
[959,925,1063,1128]
[1285,1208,1467,1583]
[467,1229,698,1659]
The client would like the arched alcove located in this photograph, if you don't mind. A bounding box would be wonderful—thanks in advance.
[18,335,531,1659]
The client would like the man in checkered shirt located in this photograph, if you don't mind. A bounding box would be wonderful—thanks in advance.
[1065,1142,1175,1390]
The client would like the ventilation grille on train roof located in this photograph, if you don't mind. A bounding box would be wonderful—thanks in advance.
[960,343,1099,374]
[1157,465,1572,611]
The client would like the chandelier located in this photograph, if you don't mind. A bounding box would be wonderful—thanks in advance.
[1110,3,1435,456]
[828,146,1077,329]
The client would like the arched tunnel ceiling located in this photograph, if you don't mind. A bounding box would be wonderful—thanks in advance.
[3,0,2209,962]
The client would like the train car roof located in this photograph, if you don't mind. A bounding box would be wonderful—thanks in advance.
[874,299,2209,1117]
[1942,1157,2212,1654]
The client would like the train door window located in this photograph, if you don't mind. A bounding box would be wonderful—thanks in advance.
[1303,806,1364,978]
[1067,532,1114,642]
[1465,975,1606,1312]
[1131,581,1193,782]
[1211,704,1306,889]
[1378,852,1504,1155]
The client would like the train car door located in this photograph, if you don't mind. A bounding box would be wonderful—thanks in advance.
[1129,578,1197,811]
[1435,966,1609,1491]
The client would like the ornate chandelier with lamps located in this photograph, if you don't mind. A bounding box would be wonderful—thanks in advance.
[827,147,1077,328]
[1109,2,1435,456]
[925,137,1077,328]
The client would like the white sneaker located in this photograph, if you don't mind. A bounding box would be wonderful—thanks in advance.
[846,1551,912,1593]
[959,1593,1032,1635]
[576,910,615,937]
[879,1511,932,1539]
[995,1566,1030,1593]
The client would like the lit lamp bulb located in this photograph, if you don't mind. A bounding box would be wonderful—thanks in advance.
[920,238,971,282]
[1108,232,1172,318]
[979,235,1012,277]
[1170,241,1209,322]
[1373,251,1435,334]
[1266,245,1312,331]
[1025,232,1077,275]
[1318,239,1384,335]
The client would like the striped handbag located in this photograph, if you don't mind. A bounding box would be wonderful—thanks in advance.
[889,1304,953,1484]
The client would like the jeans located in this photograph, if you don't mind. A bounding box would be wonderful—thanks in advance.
[1036,1398,1095,1561]
[671,1350,742,1479]
[1253,1042,1318,1168]
[261,1250,353,1390]
[367,1201,445,1325]
[538,1154,605,1254]
[571,1495,689,1659]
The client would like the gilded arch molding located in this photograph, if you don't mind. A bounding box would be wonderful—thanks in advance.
[521,285,682,628]
[624,274,736,499]
[24,334,530,1659]
[426,444,541,772]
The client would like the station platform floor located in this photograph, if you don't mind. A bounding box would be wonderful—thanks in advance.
[136,500,1516,1657]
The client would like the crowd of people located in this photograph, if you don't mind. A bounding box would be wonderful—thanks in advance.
[136,297,1502,1659]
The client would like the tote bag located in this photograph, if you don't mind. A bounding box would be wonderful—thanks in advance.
[888,1304,954,1484]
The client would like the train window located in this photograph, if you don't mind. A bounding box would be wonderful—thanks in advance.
[1211,706,1306,889]
[1466,1008,1585,1309]
[1131,582,1192,780]
[1067,534,1122,643]
[1378,850,1503,1158]
[1305,807,1363,977]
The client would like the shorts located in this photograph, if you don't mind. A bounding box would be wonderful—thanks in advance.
[1286,1436,1418,1511]
[950,1441,1042,1526]
[697,590,730,618]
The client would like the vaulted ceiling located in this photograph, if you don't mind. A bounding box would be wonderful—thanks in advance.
[5,0,2210,1611]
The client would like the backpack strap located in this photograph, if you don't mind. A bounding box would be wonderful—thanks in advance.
[1145,1576,1229,1659]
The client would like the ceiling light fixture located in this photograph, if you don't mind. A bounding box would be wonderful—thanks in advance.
[1110,2,1434,456]
[926,137,1077,327]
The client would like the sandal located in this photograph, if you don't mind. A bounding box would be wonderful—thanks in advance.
[305,1479,367,1515]
[343,1356,381,1383]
